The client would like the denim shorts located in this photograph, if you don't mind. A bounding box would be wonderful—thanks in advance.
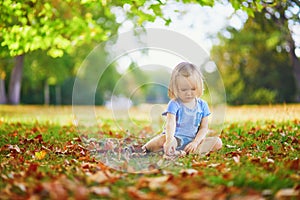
[175,136,194,150]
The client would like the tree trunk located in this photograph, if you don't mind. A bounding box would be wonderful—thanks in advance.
[55,85,61,105]
[287,33,300,102]
[8,55,24,105]
[291,52,300,102]
[44,81,50,105]
[270,3,300,102]
[0,73,7,104]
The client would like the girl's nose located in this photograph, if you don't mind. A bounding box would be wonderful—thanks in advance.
[186,90,192,95]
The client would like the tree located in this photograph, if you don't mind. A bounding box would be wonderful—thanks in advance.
[0,0,166,104]
[21,50,75,104]
[1,0,298,104]
[212,11,296,104]
[227,0,300,102]
[0,0,111,103]
[260,0,300,101]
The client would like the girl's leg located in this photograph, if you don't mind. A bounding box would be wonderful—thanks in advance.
[142,134,166,152]
[196,137,222,155]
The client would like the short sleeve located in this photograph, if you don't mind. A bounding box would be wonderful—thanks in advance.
[162,100,180,116]
[199,99,211,117]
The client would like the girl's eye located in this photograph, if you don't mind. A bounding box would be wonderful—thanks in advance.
[180,88,195,92]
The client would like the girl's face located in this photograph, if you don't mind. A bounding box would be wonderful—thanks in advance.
[176,75,197,103]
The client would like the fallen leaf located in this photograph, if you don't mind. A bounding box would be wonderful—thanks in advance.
[34,134,44,143]
[74,185,89,200]
[87,171,109,183]
[208,163,221,168]
[27,163,39,174]
[14,182,26,192]
[192,161,208,168]
[90,186,110,196]
[262,189,273,197]
[222,172,232,180]
[233,155,240,164]
[275,188,300,200]
[180,168,198,176]
[286,158,300,171]
[87,170,119,184]
[250,157,261,164]
[35,150,47,160]
[226,144,237,149]
[180,188,217,200]
[127,186,153,200]
[137,175,171,190]
[42,181,68,200]
[266,145,274,151]
[8,145,21,153]
[266,158,274,163]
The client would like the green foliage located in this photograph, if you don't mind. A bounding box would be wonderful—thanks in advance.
[2,0,280,58]
[250,88,277,104]
[19,45,122,104]
[212,11,296,105]
[0,0,172,104]
[1,0,299,105]
[112,62,150,105]
[0,0,119,57]
[0,0,170,57]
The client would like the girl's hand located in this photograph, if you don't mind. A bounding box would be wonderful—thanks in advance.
[184,140,201,153]
[163,139,176,155]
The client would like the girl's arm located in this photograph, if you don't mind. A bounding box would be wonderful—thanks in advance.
[184,116,209,153]
[163,113,177,155]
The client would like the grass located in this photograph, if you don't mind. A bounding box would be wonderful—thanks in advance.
[0,104,299,199]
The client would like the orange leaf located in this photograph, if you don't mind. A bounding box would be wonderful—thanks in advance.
[137,175,171,190]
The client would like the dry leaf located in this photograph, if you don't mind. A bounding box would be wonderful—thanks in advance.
[266,158,275,163]
[226,144,237,149]
[181,188,216,200]
[87,170,119,184]
[137,175,171,190]
[180,168,198,176]
[8,145,21,153]
[275,188,300,199]
[127,187,152,200]
[87,171,110,183]
[233,155,240,164]
[148,176,170,190]
[208,163,221,168]
[90,186,110,196]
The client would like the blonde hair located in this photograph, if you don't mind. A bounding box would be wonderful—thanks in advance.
[168,62,204,99]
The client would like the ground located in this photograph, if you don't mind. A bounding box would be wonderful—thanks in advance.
[0,105,299,199]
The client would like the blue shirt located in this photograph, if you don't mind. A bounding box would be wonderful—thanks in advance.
[163,98,211,140]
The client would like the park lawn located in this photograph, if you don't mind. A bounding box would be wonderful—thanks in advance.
[0,105,299,199]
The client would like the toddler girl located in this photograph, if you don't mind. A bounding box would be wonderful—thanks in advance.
[142,62,222,157]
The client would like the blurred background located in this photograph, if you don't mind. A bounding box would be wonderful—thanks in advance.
[0,0,299,106]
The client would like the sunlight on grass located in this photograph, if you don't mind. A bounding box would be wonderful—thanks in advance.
[225,104,300,122]
[0,104,299,126]
[0,105,75,125]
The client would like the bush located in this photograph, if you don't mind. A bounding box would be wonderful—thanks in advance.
[250,88,277,104]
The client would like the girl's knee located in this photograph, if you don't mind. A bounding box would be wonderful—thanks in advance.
[143,134,166,152]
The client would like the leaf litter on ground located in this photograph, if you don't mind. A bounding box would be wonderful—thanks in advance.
[0,117,300,199]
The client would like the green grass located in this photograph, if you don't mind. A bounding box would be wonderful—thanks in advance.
[0,105,299,199]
